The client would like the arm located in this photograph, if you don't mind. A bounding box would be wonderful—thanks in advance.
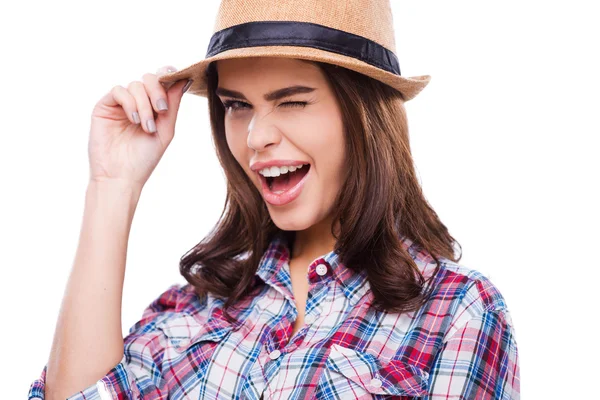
[426,308,521,399]
[28,65,189,400]
[42,180,141,400]
[28,282,188,399]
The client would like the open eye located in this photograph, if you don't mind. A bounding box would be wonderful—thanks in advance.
[222,100,250,112]
[222,100,308,112]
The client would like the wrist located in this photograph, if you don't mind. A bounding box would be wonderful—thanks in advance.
[86,179,142,212]
[88,178,143,197]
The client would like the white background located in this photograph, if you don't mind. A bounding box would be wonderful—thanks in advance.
[1,1,598,398]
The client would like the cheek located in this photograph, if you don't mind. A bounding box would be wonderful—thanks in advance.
[225,127,248,162]
[307,112,346,182]
[319,143,345,192]
[224,133,256,187]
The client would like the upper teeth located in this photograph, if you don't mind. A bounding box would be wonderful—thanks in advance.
[259,164,307,177]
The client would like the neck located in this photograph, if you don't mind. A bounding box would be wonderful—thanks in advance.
[290,215,339,262]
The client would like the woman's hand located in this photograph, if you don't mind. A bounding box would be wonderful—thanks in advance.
[88,66,192,191]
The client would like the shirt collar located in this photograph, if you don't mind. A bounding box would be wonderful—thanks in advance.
[255,231,433,306]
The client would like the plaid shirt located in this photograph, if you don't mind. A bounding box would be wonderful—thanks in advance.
[28,232,520,399]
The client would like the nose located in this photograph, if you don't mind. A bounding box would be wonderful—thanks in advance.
[247,111,281,151]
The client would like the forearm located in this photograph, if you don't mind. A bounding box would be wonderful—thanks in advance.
[45,180,142,400]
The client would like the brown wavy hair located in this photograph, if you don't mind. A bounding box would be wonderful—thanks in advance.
[179,59,462,320]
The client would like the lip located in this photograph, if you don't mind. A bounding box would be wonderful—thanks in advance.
[250,159,310,172]
[258,164,311,206]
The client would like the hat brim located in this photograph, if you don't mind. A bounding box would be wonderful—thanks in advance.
[157,45,431,101]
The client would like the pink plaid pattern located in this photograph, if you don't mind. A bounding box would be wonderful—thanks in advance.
[28,231,520,399]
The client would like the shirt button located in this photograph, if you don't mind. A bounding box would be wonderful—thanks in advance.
[269,349,282,360]
[369,378,383,388]
[315,264,328,276]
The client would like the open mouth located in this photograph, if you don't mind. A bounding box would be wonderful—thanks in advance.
[263,164,311,194]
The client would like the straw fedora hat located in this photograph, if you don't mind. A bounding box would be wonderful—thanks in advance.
[157,0,431,102]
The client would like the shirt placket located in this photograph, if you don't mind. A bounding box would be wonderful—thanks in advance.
[261,258,333,398]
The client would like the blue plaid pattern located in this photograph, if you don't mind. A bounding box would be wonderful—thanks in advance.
[28,231,520,399]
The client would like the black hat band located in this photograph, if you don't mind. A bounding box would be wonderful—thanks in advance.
[206,20,401,76]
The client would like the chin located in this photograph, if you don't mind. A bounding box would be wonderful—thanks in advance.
[268,206,317,232]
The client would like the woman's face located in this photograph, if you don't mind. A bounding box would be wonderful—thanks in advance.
[216,57,346,231]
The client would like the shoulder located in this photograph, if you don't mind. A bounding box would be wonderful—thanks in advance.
[402,236,510,315]
[127,282,216,335]
[417,257,516,340]
[141,282,207,315]
[427,259,510,310]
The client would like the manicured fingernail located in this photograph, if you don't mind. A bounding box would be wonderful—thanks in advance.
[182,79,193,94]
[132,111,141,124]
[146,119,157,133]
[157,98,168,111]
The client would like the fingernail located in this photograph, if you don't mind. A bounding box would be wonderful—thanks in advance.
[182,79,193,94]
[157,98,168,111]
[132,111,141,124]
[146,119,157,133]
[166,66,177,73]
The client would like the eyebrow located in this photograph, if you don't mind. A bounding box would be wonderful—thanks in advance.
[215,85,317,102]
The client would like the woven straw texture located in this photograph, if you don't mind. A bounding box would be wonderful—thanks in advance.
[158,0,430,101]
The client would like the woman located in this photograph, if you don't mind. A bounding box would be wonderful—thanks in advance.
[28,0,520,399]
